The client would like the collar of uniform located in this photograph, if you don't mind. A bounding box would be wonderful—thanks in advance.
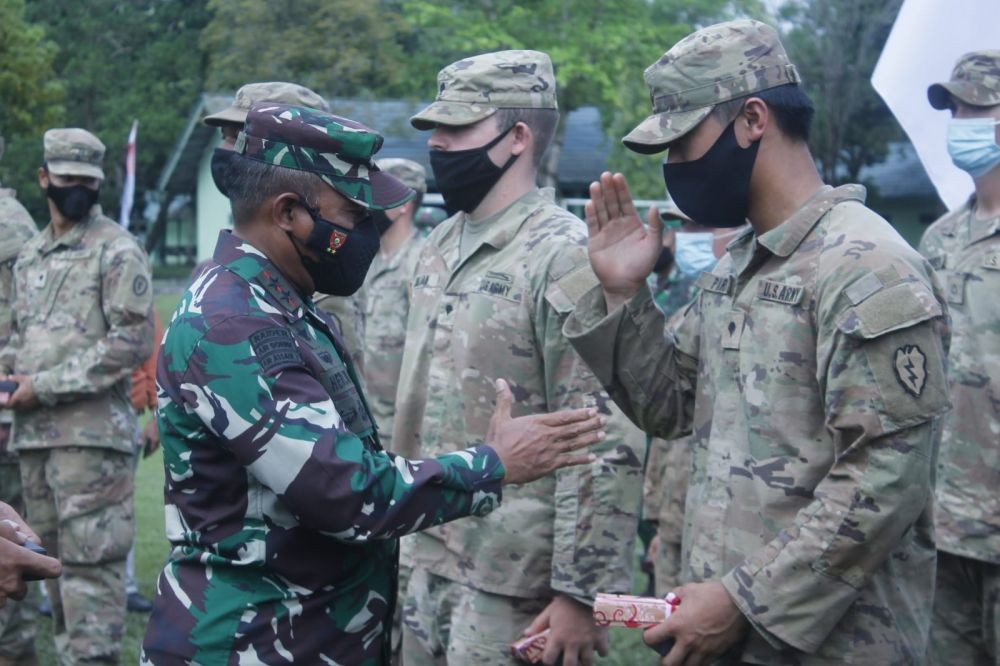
[966,197,1000,244]
[756,184,866,258]
[212,230,307,320]
[38,206,101,254]
[471,187,552,251]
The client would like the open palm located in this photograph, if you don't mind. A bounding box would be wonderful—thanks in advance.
[585,172,663,310]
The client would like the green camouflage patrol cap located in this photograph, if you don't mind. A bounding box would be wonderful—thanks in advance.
[624,19,801,154]
[376,158,427,194]
[410,50,558,130]
[203,81,330,127]
[238,102,414,210]
[43,128,105,179]
[928,51,1000,110]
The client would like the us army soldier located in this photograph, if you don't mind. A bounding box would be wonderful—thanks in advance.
[0,135,41,666]
[0,128,153,665]
[395,50,647,665]
[201,81,369,373]
[921,50,1000,665]
[566,20,950,665]
[140,102,606,665]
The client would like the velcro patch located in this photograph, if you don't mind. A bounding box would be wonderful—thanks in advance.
[845,273,883,305]
[982,251,1000,271]
[756,279,804,306]
[249,327,303,375]
[695,272,732,295]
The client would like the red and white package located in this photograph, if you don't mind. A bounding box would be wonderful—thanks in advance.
[592,592,681,628]
[511,628,549,663]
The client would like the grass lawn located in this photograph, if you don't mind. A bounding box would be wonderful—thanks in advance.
[28,287,657,665]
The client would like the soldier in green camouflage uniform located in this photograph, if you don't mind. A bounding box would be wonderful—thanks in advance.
[395,50,647,666]
[0,137,41,666]
[566,20,950,665]
[202,81,369,375]
[140,102,605,666]
[0,128,153,665]
[920,51,1000,665]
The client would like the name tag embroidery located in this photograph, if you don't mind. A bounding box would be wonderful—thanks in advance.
[756,279,804,306]
[696,272,732,295]
[476,271,521,302]
[413,274,440,289]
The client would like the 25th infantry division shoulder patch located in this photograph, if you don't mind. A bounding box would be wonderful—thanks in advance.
[894,345,927,397]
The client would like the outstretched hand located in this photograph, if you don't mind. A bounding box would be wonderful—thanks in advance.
[584,172,664,312]
[486,379,606,485]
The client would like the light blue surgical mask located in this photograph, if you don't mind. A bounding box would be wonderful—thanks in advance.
[674,232,717,277]
[947,117,1000,178]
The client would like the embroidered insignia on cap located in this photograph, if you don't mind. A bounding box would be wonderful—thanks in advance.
[327,230,348,254]
[893,344,927,397]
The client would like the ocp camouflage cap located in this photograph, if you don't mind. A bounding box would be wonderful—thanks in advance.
[411,50,558,130]
[928,51,1000,110]
[204,81,330,127]
[238,102,414,210]
[43,128,105,180]
[376,158,427,194]
[624,19,801,154]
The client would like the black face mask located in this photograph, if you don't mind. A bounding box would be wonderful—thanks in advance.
[662,118,760,228]
[211,148,235,197]
[430,123,519,215]
[47,183,99,221]
[652,247,674,274]
[371,209,395,236]
[287,198,380,296]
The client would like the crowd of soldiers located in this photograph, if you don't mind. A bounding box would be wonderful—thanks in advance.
[0,14,997,666]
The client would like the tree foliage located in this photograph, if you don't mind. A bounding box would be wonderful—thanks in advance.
[780,0,903,184]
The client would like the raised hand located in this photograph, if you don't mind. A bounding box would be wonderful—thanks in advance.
[584,172,664,312]
[486,379,606,485]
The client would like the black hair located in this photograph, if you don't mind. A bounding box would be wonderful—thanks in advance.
[710,83,815,143]
[226,153,324,223]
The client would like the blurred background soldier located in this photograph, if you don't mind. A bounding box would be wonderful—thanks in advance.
[920,50,1000,665]
[0,135,41,666]
[0,128,153,665]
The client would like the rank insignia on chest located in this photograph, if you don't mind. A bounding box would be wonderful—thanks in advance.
[893,344,927,397]
[721,311,745,350]
[31,271,46,289]
[945,273,965,305]
[982,251,1000,271]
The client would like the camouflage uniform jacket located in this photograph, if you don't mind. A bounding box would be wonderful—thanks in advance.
[393,188,646,602]
[362,229,425,452]
[566,185,951,664]
[0,206,152,453]
[0,186,37,459]
[919,197,1000,564]
[315,290,368,378]
[142,230,505,665]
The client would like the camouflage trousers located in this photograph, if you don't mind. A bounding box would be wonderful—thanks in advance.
[20,447,134,666]
[929,550,1000,666]
[0,456,38,665]
[401,567,547,666]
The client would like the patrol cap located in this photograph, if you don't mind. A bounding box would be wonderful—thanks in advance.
[928,51,1000,110]
[203,81,330,127]
[238,102,414,211]
[624,19,801,154]
[376,158,427,194]
[43,128,106,180]
[410,50,558,130]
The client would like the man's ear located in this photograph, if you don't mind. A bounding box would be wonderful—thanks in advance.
[38,167,49,190]
[271,193,301,232]
[510,121,532,158]
[738,98,768,147]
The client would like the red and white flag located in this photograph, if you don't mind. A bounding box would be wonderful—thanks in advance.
[119,119,138,228]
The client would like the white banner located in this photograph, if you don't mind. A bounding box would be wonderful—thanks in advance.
[119,120,138,228]
[871,0,1000,211]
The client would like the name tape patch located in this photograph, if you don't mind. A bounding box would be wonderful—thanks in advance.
[477,271,521,302]
[756,279,804,306]
[696,272,732,295]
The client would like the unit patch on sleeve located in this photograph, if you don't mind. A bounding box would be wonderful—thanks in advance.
[249,326,303,375]
[893,344,927,397]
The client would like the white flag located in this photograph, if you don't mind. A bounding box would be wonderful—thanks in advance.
[872,0,1000,211]
[119,120,138,228]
